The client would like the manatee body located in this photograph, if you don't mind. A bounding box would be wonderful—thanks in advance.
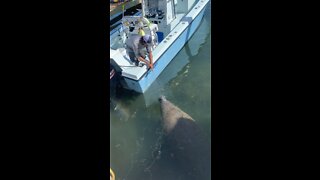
[159,96,195,134]
[151,96,211,180]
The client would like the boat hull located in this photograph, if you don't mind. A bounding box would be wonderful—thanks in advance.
[122,2,208,93]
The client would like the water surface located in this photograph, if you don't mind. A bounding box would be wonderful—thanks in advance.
[110,2,211,179]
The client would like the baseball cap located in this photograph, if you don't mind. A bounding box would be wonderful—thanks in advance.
[142,35,152,44]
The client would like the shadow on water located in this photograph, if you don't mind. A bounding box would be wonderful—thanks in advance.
[148,119,211,180]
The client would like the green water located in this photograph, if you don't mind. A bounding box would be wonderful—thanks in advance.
[110,2,211,179]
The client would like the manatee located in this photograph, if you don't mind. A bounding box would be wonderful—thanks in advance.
[159,96,195,134]
[150,96,211,180]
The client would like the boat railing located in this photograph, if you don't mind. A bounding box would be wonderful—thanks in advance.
[121,15,159,48]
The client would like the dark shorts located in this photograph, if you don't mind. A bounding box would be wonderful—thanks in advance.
[127,51,137,63]
[127,49,147,63]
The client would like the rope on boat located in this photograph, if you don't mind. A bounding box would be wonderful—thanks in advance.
[110,168,115,180]
[119,63,145,67]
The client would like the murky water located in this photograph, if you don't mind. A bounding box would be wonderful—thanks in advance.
[110,2,211,179]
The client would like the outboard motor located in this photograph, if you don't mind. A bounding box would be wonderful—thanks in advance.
[110,58,124,106]
[110,63,120,98]
[110,62,130,121]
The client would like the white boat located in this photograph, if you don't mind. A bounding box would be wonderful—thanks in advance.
[110,0,210,93]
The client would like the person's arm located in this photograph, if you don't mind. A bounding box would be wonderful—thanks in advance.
[146,45,153,69]
[148,51,153,69]
[137,56,150,65]
[133,42,149,66]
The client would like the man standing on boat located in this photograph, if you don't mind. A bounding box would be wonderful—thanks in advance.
[125,34,154,70]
